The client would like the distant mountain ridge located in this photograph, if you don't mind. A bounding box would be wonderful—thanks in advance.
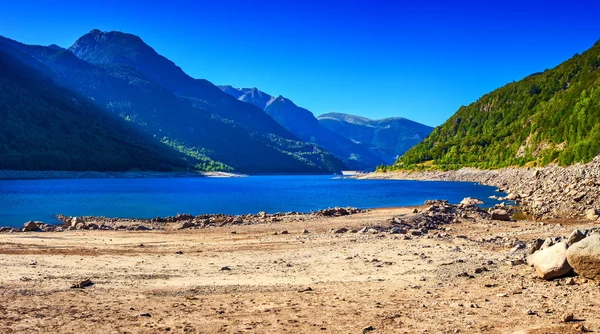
[219,85,386,169]
[317,113,434,164]
[0,30,344,173]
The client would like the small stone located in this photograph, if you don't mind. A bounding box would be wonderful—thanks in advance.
[563,313,574,322]
[139,313,152,317]
[220,266,231,271]
[70,279,93,289]
[298,287,312,293]
[302,229,309,234]
[280,230,289,235]
[362,325,375,333]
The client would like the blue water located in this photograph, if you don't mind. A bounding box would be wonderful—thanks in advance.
[0,175,504,227]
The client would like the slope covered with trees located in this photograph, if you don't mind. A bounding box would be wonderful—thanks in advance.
[386,40,600,171]
[0,49,187,171]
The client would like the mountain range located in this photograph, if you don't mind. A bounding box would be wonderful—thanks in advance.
[0,30,348,173]
[219,86,433,167]
[0,29,434,174]
[390,39,600,170]
[317,113,434,164]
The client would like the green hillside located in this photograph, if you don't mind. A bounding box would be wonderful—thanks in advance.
[0,49,188,171]
[384,40,600,171]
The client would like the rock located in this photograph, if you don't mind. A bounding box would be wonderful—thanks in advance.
[139,313,152,317]
[135,225,150,231]
[297,287,312,293]
[528,238,545,254]
[302,229,309,234]
[23,221,38,232]
[566,229,585,246]
[460,197,483,206]
[563,313,575,322]
[540,237,554,250]
[71,217,84,227]
[75,222,87,230]
[586,208,599,221]
[70,278,94,289]
[332,227,348,234]
[220,266,231,271]
[389,227,406,234]
[176,221,194,230]
[490,209,511,221]
[530,242,572,280]
[280,230,289,235]
[566,235,600,280]
[412,208,419,213]
[87,223,99,230]
[362,326,375,333]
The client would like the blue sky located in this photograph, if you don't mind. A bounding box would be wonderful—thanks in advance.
[2,0,600,126]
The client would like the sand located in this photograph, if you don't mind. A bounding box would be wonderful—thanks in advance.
[0,207,598,333]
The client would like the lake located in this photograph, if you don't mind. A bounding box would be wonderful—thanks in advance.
[0,175,505,227]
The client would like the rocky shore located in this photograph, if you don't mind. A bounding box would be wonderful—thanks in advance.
[1,207,364,233]
[361,155,600,221]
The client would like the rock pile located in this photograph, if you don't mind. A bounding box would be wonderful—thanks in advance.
[526,228,600,280]
[3,207,365,233]
[347,199,505,238]
[367,155,600,220]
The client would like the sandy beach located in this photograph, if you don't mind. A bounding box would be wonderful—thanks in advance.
[1,206,598,333]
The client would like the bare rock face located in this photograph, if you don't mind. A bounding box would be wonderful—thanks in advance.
[566,235,600,280]
[490,209,511,221]
[530,242,572,280]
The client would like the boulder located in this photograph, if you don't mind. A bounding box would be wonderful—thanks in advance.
[540,237,554,250]
[460,197,483,206]
[332,227,348,234]
[71,217,84,227]
[490,209,511,221]
[566,235,600,280]
[529,242,572,280]
[566,230,585,247]
[586,208,599,221]
[23,221,38,232]
[175,221,194,230]
[75,222,87,230]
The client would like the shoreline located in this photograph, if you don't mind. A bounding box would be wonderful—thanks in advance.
[359,156,600,221]
[0,170,247,180]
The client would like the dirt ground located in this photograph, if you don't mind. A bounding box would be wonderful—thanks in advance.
[0,207,598,333]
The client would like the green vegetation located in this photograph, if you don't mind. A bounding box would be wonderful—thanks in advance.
[0,50,186,171]
[160,137,233,172]
[383,40,600,171]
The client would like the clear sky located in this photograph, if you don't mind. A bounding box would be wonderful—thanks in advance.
[2,0,600,126]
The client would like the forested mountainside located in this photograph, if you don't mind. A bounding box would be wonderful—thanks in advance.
[220,86,384,169]
[385,40,600,171]
[0,31,344,173]
[318,113,433,164]
[0,49,187,171]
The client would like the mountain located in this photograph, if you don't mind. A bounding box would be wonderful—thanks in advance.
[388,40,600,170]
[0,47,186,171]
[0,31,344,174]
[68,30,290,138]
[318,113,434,164]
[219,86,385,169]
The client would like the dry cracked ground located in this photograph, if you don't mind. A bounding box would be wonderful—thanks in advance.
[0,207,598,333]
